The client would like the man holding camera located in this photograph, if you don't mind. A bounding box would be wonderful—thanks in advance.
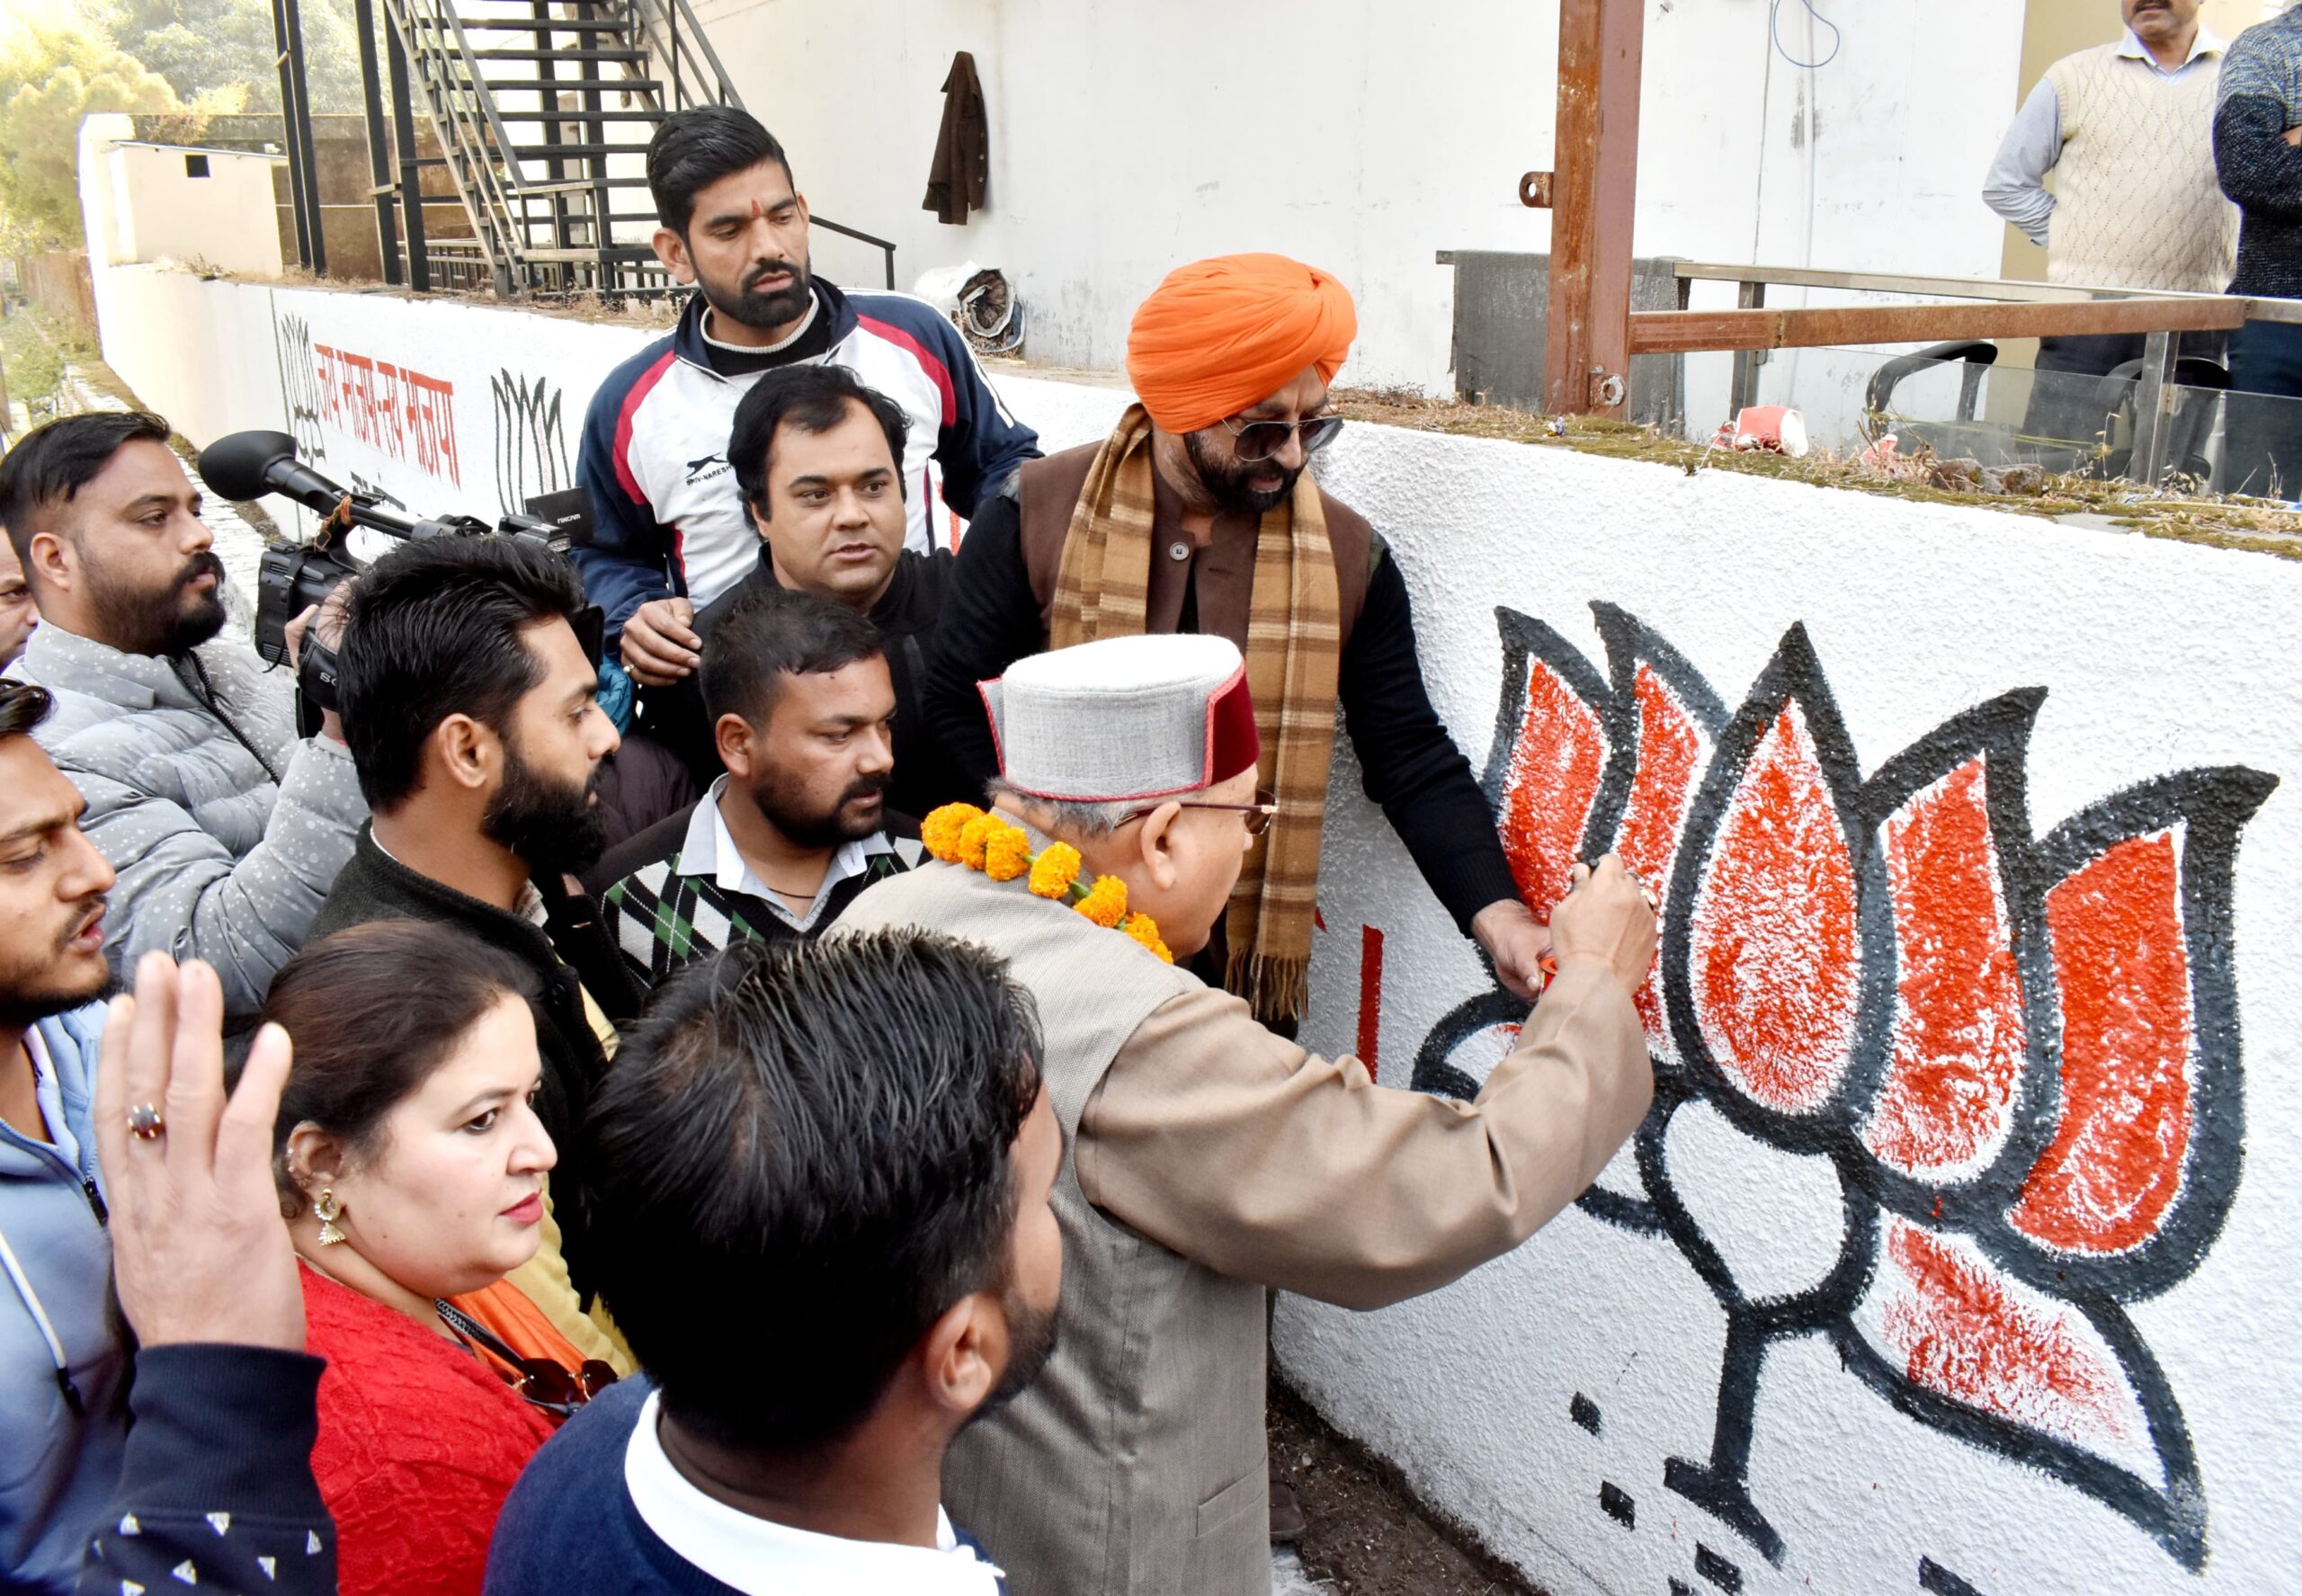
[0,412,366,1020]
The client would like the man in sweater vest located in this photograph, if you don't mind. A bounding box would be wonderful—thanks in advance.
[924,254,1555,1030]
[2214,3,2302,497]
[837,634,1658,1596]
[1983,0,2236,440]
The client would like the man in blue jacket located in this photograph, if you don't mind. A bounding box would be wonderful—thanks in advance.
[0,680,127,1594]
[577,106,1039,695]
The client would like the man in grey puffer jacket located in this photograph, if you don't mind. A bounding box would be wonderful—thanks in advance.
[0,412,366,1019]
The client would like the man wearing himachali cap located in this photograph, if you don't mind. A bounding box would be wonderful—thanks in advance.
[925,253,1556,1029]
[835,632,1658,1596]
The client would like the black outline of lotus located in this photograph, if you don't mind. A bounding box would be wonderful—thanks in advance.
[1410,604,2276,1572]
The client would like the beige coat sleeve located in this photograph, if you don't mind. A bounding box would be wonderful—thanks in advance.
[1074,958,1652,1310]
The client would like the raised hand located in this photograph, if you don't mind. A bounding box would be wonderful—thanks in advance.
[92,954,304,1351]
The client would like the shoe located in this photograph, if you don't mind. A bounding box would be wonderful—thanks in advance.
[1269,1457,1307,1543]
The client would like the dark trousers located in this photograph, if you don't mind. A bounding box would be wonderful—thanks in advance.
[2225,318,2302,500]
[2022,332,2225,449]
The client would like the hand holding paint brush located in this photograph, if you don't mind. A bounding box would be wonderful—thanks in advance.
[1540,857,1660,994]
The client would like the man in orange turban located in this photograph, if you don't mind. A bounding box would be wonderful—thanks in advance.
[926,252,1555,1031]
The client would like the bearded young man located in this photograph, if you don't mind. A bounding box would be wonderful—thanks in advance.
[0,411,366,1019]
[314,535,638,1371]
[588,586,923,990]
[575,105,1039,699]
[837,634,1658,1596]
[925,254,1553,1029]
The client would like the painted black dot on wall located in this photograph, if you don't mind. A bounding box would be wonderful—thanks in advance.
[1668,1581,1695,1596]
[1919,1557,1987,1596]
[1599,1481,1635,1529]
[1569,1392,1602,1434]
[1694,1544,1743,1593]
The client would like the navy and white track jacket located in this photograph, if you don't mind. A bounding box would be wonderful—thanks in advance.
[573,280,1039,641]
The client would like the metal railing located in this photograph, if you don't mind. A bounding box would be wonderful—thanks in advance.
[1643,263,2302,487]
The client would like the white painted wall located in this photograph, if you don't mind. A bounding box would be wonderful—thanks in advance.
[77,113,284,279]
[85,262,2302,1595]
[690,0,2025,392]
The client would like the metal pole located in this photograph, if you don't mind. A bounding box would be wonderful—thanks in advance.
[281,0,328,274]
[1541,0,1645,417]
[352,0,401,284]
[1729,280,1766,412]
[2129,330,2177,487]
[387,26,431,291]
[271,0,315,269]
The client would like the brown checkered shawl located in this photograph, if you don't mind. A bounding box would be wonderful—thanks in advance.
[1049,404,1340,1022]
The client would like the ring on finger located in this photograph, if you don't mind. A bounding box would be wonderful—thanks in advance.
[127,1102,166,1142]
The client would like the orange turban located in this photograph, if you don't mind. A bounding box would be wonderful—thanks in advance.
[1125,254,1357,433]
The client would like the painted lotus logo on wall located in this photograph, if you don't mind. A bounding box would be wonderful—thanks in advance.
[1412,605,2275,1572]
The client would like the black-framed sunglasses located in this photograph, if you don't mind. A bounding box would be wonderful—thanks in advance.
[437,1297,618,1419]
[1220,413,1345,464]
[1120,788,1279,837]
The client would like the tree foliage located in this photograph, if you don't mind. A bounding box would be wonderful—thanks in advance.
[0,16,201,250]
[0,0,361,249]
[99,0,362,116]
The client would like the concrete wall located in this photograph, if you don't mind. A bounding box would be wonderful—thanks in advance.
[689,0,2030,393]
[78,115,286,280]
[85,262,2302,1595]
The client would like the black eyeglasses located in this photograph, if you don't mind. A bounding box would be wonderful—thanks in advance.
[1220,414,1345,464]
[1120,789,1279,837]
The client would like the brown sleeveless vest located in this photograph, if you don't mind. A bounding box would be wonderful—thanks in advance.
[1013,441,1381,653]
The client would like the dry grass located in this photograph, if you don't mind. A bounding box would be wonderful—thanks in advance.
[1329,388,2302,562]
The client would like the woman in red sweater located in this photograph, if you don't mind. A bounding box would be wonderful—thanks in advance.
[252,921,606,1596]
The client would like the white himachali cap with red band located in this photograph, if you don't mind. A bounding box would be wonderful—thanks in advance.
[979,634,1262,805]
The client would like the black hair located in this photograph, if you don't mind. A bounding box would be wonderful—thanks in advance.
[647,106,793,236]
[583,932,1044,1457]
[335,535,587,810]
[0,681,51,739]
[728,363,909,522]
[0,411,174,563]
[254,920,541,1214]
[701,584,884,728]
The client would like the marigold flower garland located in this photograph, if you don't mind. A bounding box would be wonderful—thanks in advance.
[923,804,1173,963]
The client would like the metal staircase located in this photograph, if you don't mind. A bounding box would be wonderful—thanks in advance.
[370,0,894,299]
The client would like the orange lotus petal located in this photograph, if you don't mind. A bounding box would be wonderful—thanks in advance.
[1865,758,2027,1181]
[1499,655,1607,926]
[1873,1218,2141,1458]
[1613,662,1708,1060]
[1689,702,1860,1114]
[2012,833,2192,1255]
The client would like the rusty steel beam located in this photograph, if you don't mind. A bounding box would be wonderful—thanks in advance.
[1627,296,2245,355]
[1542,0,1646,416]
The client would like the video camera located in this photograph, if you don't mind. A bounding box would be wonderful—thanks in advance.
[197,430,601,728]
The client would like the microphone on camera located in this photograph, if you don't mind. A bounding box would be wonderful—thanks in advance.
[197,431,420,534]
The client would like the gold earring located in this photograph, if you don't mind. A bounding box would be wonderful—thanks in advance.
[313,1188,345,1246]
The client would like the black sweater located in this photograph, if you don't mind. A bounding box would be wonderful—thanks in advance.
[2215,13,2302,299]
[308,826,643,1285]
[77,1346,336,1596]
[924,494,1521,934]
[638,545,968,819]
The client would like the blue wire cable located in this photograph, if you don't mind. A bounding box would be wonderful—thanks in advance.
[1771,0,1842,69]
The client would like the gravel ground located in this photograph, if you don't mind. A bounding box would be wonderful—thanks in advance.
[1269,1382,1545,1596]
